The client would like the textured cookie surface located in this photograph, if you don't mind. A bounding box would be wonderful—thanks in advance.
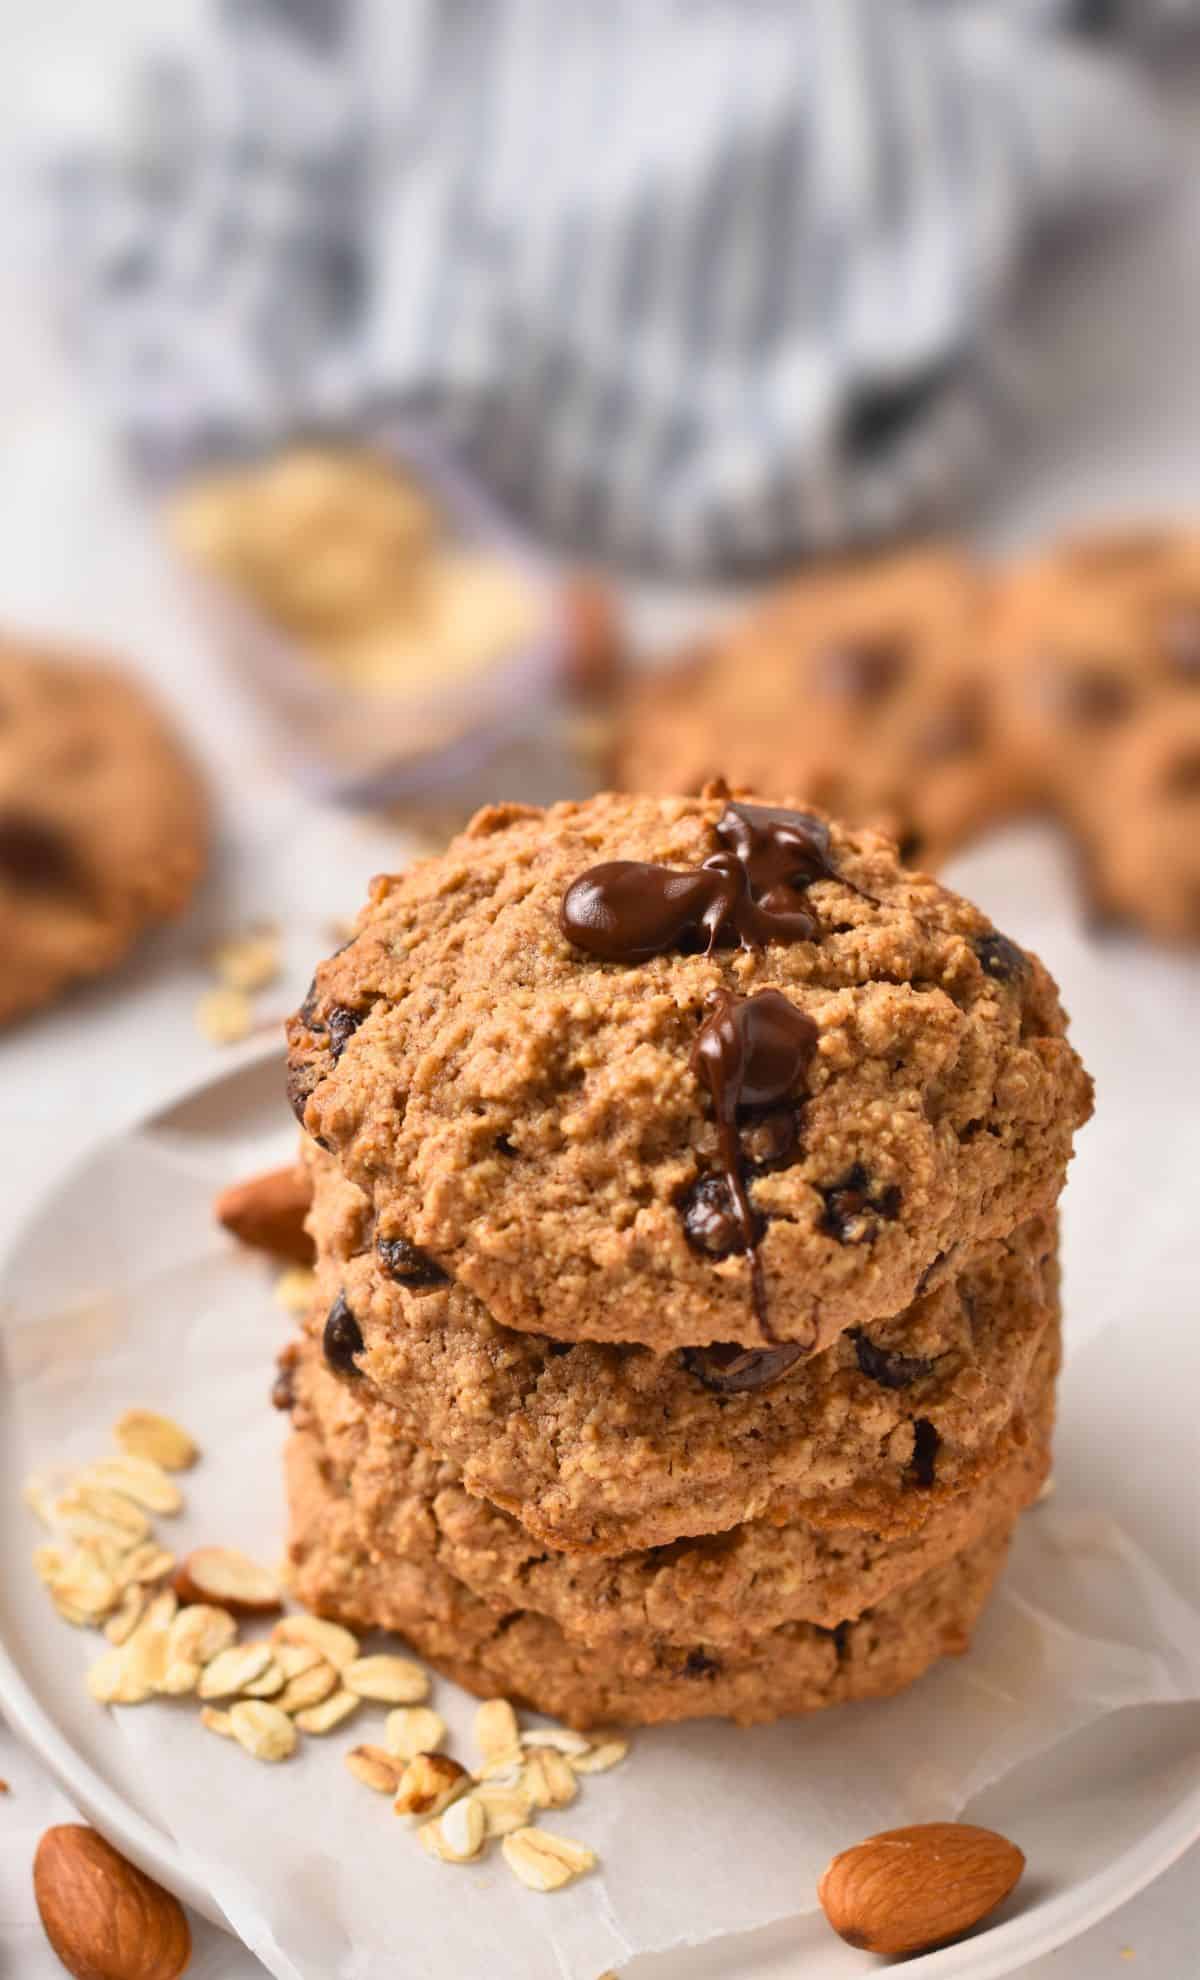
[305,1148,1058,1554]
[616,549,1013,870]
[285,1423,1017,1728]
[290,1325,1054,1647]
[0,639,207,1025]
[287,789,1091,1353]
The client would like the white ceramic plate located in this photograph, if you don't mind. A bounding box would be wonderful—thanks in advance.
[2,1048,1199,1979]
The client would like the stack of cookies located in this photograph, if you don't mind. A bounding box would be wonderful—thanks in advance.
[281,790,1091,1728]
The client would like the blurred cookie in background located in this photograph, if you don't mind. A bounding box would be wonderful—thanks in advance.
[0,639,208,1027]
[1070,700,1200,943]
[616,547,1014,871]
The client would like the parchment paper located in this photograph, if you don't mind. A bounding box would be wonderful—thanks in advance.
[3,824,1199,1980]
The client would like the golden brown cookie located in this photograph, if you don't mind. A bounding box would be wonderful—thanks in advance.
[286,790,1091,1355]
[285,1419,1018,1729]
[290,1321,1055,1647]
[304,1146,1058,1555]
[616,549,1014,869]
[0,638,207,1026]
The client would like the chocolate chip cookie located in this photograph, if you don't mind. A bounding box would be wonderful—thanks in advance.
[285,1419,1018,1728]
[0,638,208,1025]
[291,1321,1055,1648]
[304,1144,1058,1554]
[287,790,1091,1354]
[616,549,1015,871]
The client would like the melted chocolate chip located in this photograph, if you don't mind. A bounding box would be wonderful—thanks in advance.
[327,1004,364,1060]
[680,1173,745,1259]
[559,801,843,963]
[690,988,819,1338]
[377,1236,448,1288]
[819,1165,902,1244]
[322,1293,364,1375]
[683,1648,722,1679]
[973,931,1028,982]
[680,1340,806,1393]
[851,1331,933,1390]
[0,810,80,893]
[1046,667,1133,726]
[910,1418,939,1488]
[812,635,906,704]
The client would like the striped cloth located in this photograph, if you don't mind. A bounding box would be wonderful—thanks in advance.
[49,0,1176,570]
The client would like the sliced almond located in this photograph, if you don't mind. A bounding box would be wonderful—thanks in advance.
[200,1706,235,1738]
[522,1749,577,1811]
[474,1697,520,1761]
[167,1604,238,1668]
[501,1826,596,1893]
[197,1642,275,1700]
[472,1781,535,1839]
[104,1585,148,1646]
[345,1745,403,1794]
[79,1457,182,1516]
[271,1614,358,1669]
[422,1796,485,1864]
[384,1706,446,1762]
[229,1700,297,1762]
[570,1738,629,1774]
[293,1688,360,1735]
[393,1752,470,1821]
[276,1661,337,1715]
[175,1547,281,1615]
[343,1654,428,1705]
[114,1408,198,1471]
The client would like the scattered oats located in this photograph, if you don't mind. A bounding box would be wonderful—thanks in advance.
[384,1706,446,1762]
[159,1660,202,1698]
[476,1755,524,1788]
[176,1546,280,1613]
[522,1727,590,1756]
[196,985,253,1045]
[136,1590,178,1635]
[422,1795,485,1864]
[294,1688,360,1735]
[114,1408,198,1471]
[229,1699,297,1763]
[393,1752,470,1821]
[271,1615,359,1669]
[472,1781,534,1839]
[117,1542,176,1587]
[343,1654,428,1704]
[474,1697,521,1762]
[274,1642,324,1680]
[274,1266,317,1315]
[570,1738,629,1775]
[241,1659,286,1699]
[54,1485,150,1547]
[49,1552,119,1623]
[501,1827,596,1893]
[167,1604,237,1668]
[33,1544,68,1584]
[200,1707,235,1738]
[276,1661,337,1714]
[104,1585,147,1646]
[23,1474,62,1527]
[80,1456,182,1515]
[197,1642,275,1700]
[213,925,280,994]
[522,1749,577,1811]
[345,1745,403,1794]
[86,1629,168,1706]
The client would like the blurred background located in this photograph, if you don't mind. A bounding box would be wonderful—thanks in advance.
[3,4,1200,1972]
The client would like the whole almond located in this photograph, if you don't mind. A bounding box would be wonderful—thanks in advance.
[214,1166,314,1264]
[33,1824,191,1980]
[817,1822,1025,1958]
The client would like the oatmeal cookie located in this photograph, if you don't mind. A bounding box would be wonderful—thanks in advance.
[287,790,1091,1353]
[0,637,207,1026]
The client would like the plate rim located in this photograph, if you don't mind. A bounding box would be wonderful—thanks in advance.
[2,1045,1199,1975]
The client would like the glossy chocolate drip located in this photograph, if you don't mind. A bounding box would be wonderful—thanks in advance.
[690,988,818,1339]
[559,801,842,962]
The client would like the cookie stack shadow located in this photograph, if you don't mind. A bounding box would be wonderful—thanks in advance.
[278,791,1091,1729]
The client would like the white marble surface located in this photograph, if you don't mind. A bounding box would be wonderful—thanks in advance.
[1,8,1198,1976]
